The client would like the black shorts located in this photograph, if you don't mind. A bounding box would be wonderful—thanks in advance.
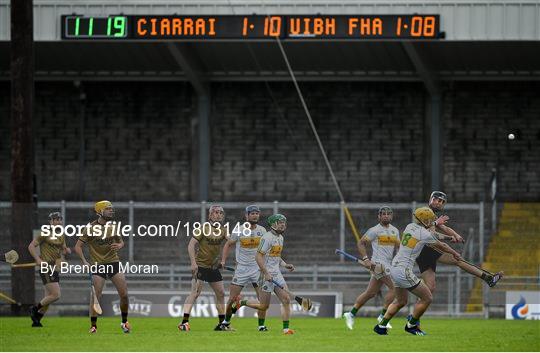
[93,262,121,280]
[40,271,60,285]
[196,267,222,283]
[416,246,442,273]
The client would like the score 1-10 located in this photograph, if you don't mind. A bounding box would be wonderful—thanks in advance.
[242,16,282,36]
[73,16,127,37]
[186,221,252,237]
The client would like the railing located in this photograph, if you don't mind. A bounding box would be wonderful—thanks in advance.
[0,200,485,265]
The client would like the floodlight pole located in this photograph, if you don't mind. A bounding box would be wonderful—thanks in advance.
[402,41,442,193]
[166,42,211,201]
[10,0,35,313]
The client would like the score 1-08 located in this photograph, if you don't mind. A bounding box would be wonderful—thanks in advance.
[241,15,437,38]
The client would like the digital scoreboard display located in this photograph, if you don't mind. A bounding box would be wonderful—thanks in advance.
[61,15,442,40]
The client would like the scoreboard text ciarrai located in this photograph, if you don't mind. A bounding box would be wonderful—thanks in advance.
[62,15,442,40]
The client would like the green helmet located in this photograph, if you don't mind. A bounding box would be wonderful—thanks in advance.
[267,213,287,227]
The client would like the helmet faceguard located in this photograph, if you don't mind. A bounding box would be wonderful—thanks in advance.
[429,191,447,211]
[268,214,287,234]
[94,201,114,221]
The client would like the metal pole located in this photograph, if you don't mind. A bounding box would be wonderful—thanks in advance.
[313,264,317,290]
[430,95,442,191]
[61,200,66,225]
[479,201,488,318]
[411,201,417,222]
[469,238,473,264]
[456,267,461,316]
[479,202,484,265]
[128,200,134,263]
[10,0,36,313]
[198,94,210,202]
[201,201,207,223]
[339,201,345,262]
[492,200,497,235]
[448,273,453,316]
[483,283,489,319]
[273,200,278,214]
[169,265,174,289]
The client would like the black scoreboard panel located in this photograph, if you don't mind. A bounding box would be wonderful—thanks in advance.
[62,15,442,40]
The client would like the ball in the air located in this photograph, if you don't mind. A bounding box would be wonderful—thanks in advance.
[508,133,515,140]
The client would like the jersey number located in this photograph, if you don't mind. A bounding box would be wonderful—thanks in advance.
[401,233,413,246]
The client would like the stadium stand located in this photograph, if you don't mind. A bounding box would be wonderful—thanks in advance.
[467,202,540,311]
[1,81,539,203]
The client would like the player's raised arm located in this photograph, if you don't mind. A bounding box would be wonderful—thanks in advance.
[436,224,464,243]
[429,239,462,261]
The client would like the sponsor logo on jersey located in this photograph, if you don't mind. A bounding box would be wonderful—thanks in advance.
[269,245,283,257]
[240,237,261,248]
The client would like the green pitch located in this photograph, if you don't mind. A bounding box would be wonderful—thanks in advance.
[0,316,538,351]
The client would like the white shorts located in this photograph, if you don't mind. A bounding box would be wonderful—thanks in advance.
[390,266,421,289]
[371,260,392,280]
[231,264,260,287]
[258,271,286,293]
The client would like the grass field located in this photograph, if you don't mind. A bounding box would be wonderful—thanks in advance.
[0,316,538,351]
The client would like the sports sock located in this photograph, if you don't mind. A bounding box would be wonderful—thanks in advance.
[258,318,265,326]
[225,313,232,322]
[380,308,387,316]
[240,299,248,306]
[283,320,290,330]
[36,311,44,320]
[350,307,359,316]
[182,313,190,324]
[218,314,225,324]
[408,316,419,326]
[91,316,97,327]
[36,302,43,310]
[121,312,128,324]
[379,317,390,326]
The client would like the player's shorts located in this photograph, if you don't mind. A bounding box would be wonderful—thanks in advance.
[40,270,60,285]
[416,246,442,273]
[370,260,392,280]
[390,266,421,290]
[93,262,121,280]
[259,271,286,293]
[231,264,260,287]
[196,266,223,283]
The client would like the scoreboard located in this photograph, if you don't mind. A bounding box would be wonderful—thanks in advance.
[61,15,442,40]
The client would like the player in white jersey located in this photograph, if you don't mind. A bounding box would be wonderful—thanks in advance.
[230,214,296,334]
[342,206,400,330]
[374,207,462,336]
[219,205,267,331]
